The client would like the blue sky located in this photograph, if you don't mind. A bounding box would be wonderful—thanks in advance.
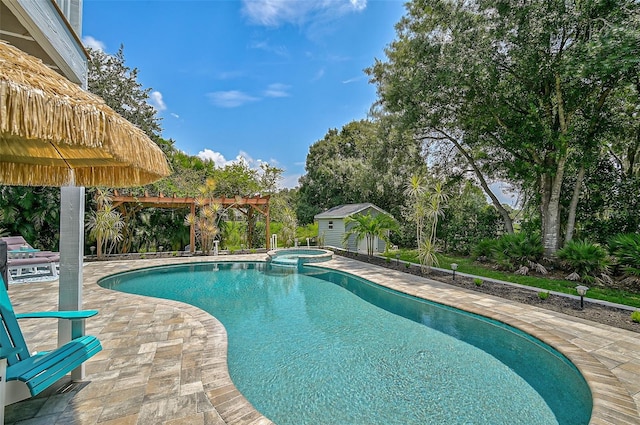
[82,0,407,188]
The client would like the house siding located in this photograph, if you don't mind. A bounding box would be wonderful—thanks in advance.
[6,0,86,84]
[316,205,389,253]
[318,219,347,249]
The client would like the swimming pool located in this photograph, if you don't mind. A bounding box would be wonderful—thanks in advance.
[267,248,333,267]
[99,262,592,425]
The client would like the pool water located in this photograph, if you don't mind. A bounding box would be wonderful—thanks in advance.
[267,248,333,267]
[100,262,592,425]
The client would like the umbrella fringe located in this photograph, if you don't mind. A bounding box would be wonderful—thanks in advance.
[0,41,171,187]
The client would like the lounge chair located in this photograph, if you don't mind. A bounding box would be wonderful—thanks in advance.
[0,236,59,282]
[0,275,102,407]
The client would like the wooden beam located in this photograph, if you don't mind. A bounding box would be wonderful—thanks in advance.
[108,194,271,253]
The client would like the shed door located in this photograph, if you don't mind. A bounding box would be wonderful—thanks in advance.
[358,236,378,253]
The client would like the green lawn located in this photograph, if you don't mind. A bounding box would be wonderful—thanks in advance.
[391,249,640,309]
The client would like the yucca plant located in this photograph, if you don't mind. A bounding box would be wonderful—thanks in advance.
[608,233,640,278]
[418,238,439,273]
[557,240,610,284]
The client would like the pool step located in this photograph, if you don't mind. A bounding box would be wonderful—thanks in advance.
[270,257,299,267]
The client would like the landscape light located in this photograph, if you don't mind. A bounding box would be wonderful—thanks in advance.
[576,285,589,310]
[451,263,458,280]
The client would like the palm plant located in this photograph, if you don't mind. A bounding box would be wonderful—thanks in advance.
[557,240,610,283]
[184,179,230,254]
[343,213,398,256]
[0,210,7,237]
[86,190,125,259]
[403,174,427,246]
[418,238,439,272]
[492,233,544,272]
[418,180,448,273]
[184,202,223,254]
[426,182,448,245]
[279,207,298,247]
[221,220,244,251]
[609,233,640,278]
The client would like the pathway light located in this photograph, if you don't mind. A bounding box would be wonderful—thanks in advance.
[451,263,458,281]
[576,285,589,310]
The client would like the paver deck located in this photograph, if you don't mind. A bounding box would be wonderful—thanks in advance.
[5,255,640,424]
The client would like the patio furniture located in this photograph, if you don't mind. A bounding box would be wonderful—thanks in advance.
[0,236,59,282]
[0,275,102,407]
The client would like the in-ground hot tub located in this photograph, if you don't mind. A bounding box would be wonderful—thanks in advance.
[267,248,333,267]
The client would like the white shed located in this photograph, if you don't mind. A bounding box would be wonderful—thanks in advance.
[314,203,392,253]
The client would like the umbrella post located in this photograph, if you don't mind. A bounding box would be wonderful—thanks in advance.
[0,240,7,288]
[57,186,86,380]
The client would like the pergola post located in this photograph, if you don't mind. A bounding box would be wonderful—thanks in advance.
[190,202,195,253]
[265,203,271,250]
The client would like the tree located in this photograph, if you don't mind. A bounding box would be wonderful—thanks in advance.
[87,46,161,138]
[343,212,398,256]
[0,186,60,249]
[211,161,260,197]
[86,189,124,259]
[184,179,226,254]
[403,174,427,248]
[439,181,502,255]
[368,0,640,256]
[297,119,425,225]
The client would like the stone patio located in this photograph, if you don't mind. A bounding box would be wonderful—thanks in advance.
[5,255,640,424]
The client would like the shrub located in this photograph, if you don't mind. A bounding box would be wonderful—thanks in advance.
[471,238,498,262]
[474,277,483,286]
[608,233,640,277]
[538,291,549,300]
[557,240,610,282]
[495,233,543,268]
[471,234,544,271]
[631,310,640,323]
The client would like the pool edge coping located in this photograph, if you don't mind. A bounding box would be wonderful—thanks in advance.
[85,255,640,425]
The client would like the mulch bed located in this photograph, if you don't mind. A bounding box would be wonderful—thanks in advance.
[335,251,640,334]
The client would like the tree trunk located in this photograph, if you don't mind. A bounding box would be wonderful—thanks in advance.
[437,131,514,234]
[564,165,585,244]
[96,234,103,259]
[541,156,567,257]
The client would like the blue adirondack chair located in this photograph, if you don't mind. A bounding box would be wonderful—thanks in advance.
[0,276,102,406]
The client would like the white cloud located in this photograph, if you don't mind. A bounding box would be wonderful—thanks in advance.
[263,83,291,98]
[198,149,295,188]
[241,0,367,27]
[149,91,167,111]
[312,68,326,81]
[197,149,231,168]
[170,113,180,119]
[280,173,301,189]
[197,149,269,170]
[250,40,289,57]
[207,91,259,108]
[342,75,364,84]
[82,35,106,51]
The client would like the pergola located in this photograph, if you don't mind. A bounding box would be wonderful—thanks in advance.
[110,191,271,252]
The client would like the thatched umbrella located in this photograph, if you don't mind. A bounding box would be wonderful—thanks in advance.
[0,40,171,186]
[0,40,171,368]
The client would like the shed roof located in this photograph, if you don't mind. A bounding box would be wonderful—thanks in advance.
[314,203,389,219]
